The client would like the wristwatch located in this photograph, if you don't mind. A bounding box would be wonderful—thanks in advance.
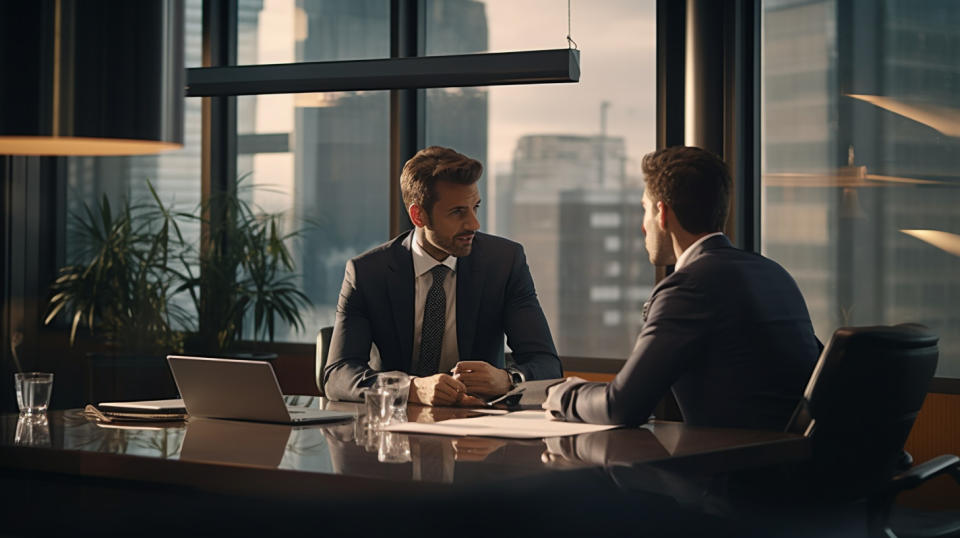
[505,367,525,388]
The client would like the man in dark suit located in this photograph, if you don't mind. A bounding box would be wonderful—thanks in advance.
[325,146,561,405]
[544,146,820,430]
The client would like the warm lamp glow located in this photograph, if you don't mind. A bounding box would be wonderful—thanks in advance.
[0,136,182,156]
[847,94,960,138]
[0,2,184,157]
[901,229,960,257]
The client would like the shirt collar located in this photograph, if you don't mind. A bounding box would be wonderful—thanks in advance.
[674,232,725,271]
[411,227,458,278]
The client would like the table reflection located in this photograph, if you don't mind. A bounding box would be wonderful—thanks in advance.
[542,427,667,466]
[2,400,804,491]
[58,410,185,459]
[15,414,50,447]
[322,401,549,484]
[179,418,292,467]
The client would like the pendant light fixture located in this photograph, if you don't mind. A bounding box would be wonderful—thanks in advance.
[0,0,184,156]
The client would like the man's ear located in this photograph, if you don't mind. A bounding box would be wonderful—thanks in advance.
[409,204,427,228]
[656,201,669,230]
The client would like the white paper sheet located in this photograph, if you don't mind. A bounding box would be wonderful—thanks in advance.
[465,408,510,415]
[98,398,186,411]
[383,410,619,439]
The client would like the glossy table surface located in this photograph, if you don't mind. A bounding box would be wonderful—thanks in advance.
[0,400,817,536]
[1,397,808,496]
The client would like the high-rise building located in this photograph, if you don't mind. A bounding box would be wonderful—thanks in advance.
[763,0,960,376]
[504,134,650,358]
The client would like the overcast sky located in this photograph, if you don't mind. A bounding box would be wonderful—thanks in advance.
[483,0,656,175]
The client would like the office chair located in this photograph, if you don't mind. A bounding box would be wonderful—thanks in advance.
[786,323,960,537]
[315,326,334,397]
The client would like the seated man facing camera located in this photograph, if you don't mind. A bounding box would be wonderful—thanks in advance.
[324,146,561,406]
[545,146,820,429]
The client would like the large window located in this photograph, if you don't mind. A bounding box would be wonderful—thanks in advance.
[236,1,393,342]
[237,90,390,342]
[761,0,960,377]
[424,0,657,359]
[237,0,389,65]
[228,0,658,355]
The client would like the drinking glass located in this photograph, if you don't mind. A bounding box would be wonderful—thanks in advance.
[363,387,394,427]
[15,414,50,447]
[378,431,411,463]
[15,372,53,415]
[374,371,410,423]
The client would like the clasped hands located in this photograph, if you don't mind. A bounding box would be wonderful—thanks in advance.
[408,360,513,406]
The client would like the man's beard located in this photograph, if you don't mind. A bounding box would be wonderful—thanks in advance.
[425,230,473,258]
[438,233,473,257]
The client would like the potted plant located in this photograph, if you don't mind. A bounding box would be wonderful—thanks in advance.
[45,184,188,401]
[174,176,311,355]
[45,179,311,402]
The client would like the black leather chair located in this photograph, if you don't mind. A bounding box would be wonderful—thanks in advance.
[314,326,333,397]
[786,324,960,537]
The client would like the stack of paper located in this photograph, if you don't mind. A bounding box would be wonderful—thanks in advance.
[84,399,187,423]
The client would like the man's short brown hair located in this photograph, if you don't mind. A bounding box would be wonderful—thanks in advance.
[401,146,483,216]
[641,146,731,234]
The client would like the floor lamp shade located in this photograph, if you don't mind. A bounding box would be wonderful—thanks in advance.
[0,0,184,156]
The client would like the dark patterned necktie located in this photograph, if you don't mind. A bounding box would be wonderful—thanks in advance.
[414,265,450,376]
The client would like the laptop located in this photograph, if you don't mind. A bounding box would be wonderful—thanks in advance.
[166,355,355,425]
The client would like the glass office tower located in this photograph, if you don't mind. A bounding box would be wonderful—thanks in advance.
[762,0,960,377]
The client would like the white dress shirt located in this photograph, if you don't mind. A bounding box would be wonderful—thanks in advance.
[410,227,460,374]
[673,232,724,271]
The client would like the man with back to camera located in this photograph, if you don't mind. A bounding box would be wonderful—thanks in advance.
[544,146,821,429]
[324,146,562,406]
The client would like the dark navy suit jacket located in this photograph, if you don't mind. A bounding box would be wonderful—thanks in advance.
[324,231,561,401]
[557,235,820,430]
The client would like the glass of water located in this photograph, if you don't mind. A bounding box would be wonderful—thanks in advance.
[378,431,411,463]
[374,371,410,423]
[363,387,394,428]
[15,372,53,415]
[15,414,50,446]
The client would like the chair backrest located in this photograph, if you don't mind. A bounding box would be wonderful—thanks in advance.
[315,326,334,397]
[788,324,939,489]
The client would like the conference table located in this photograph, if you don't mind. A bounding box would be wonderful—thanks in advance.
[0,399,810,535]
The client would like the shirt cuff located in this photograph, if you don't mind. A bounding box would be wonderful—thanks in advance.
[542,377,588,419]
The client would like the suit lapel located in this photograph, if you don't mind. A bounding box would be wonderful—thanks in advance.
[387,232,416,371]
[456,239,484,363]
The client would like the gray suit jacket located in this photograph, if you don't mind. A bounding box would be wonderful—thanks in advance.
[324,231,562,401]
[556,235,820,430]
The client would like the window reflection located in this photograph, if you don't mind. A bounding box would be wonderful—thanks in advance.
[762,0,960,377]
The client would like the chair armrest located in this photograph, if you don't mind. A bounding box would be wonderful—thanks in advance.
[890,454,960,491]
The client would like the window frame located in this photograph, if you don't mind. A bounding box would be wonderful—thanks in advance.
[14,0,954,392]
[193,0,960,392]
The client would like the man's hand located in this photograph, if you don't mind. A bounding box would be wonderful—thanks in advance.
[409,373,485,407]
[542,376,588,420]
[452,437,506,462]
[540,436,580,467]
[451,360,512,397]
